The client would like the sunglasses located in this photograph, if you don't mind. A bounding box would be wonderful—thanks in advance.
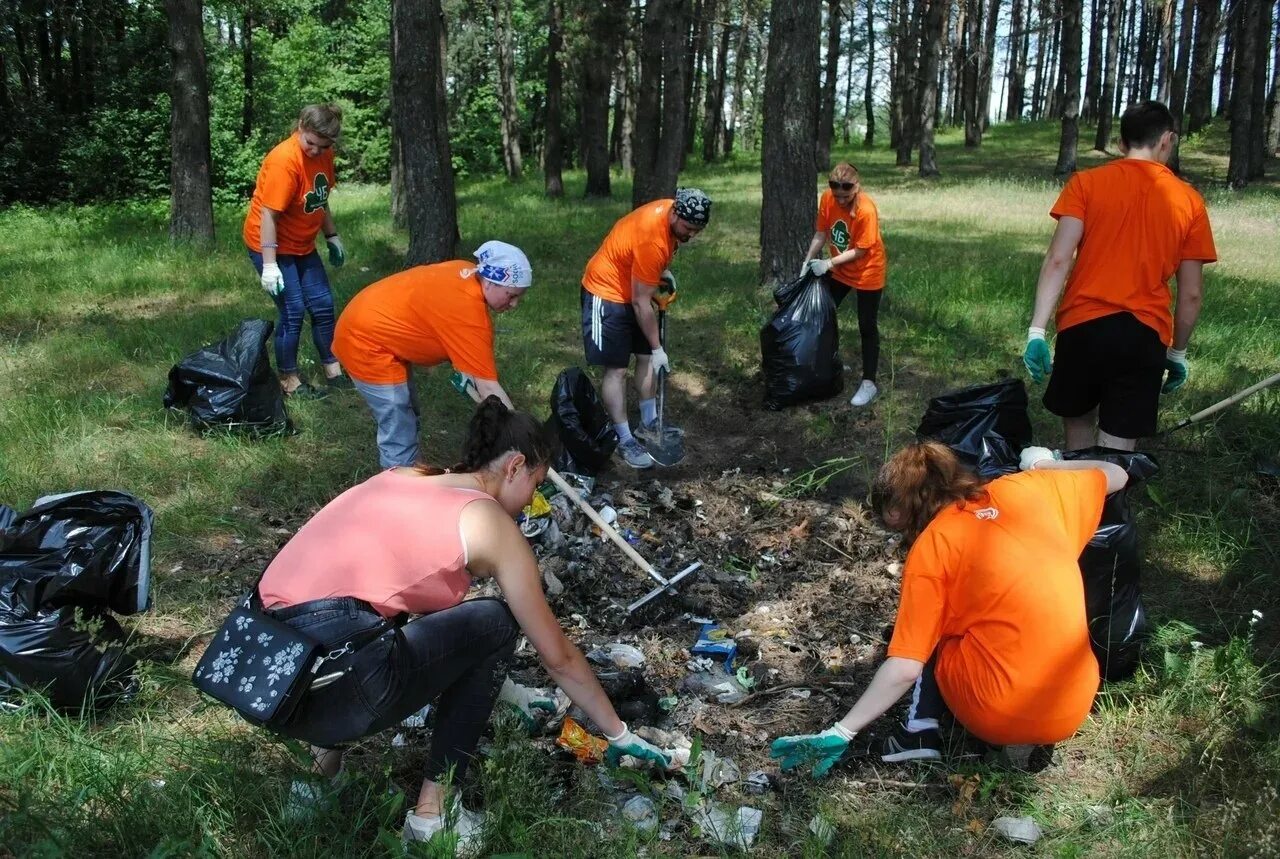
[829,181,857,191]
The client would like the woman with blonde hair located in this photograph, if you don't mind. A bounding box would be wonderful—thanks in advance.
[800,162,888,408]
[243,103,353,397]
[771,441,1127,775]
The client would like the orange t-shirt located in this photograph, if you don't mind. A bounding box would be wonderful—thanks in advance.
[887,469,1109,745]
[259,471,488,618]
[332,261,498,385]
[1051,158,1217,345]
[815,189,887,291]
[242,134,337,256]
[582,199,678,304]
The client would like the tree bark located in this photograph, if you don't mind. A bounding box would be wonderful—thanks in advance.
[492,0,523,179]
[1006,0,1027,117]
[1248,0,1272,174]
[1217,0,1233,115]
[1157,0,1176,103]
[1226,0,1258,185]
[843,2,857,141]
[582,0,625,197]
[1055,0,1082,174]
[1267,0,1280,153]
[544,0,565,196]
[166,0,215,243]
[613,40,635,172]
[1031,0,1048,117]
[1083,0,1102,119]
[979,0,1001,129]
[962,0,982,143]
[1170,0,1195,115]
[632,0,665,202]
[1183,0,1218,132]
[760,0,820,284]
[392,0,458,263]
[727,11,752,154]
[817,0,842,170]
[865,0,877,145]
[895,0,925,164]
[950,0,967,124]
[1046,2,1063,117]
[919,0,949,174]
[685,0,709,157]
[704,15,730,161]
[1095,0,1121,147]
[1117,0,1132,108]
[640,0,690,204]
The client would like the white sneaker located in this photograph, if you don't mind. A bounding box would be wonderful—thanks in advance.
[850,380,878,407]
[402,798,487,856]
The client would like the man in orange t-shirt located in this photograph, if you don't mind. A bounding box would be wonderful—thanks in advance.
[1024,100,1217,450]
[801,162,888,409]
[770,442,1126,776]
[242,103,354,398]
[580,188,712,469]
[332,242,532,467]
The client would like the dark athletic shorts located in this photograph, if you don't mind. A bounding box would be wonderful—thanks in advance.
[1043,311,1166,439]
[581,287,652,368]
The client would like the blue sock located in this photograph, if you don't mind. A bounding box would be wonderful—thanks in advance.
[614,422,634,444]
[639,398,657,426]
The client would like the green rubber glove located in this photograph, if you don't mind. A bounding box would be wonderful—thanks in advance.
[1162,348,1188,394]
[496,678,556,731]
[604,723,673,769]
[1023,328,1052,383]
[769,723,855,778]
[326,235,346,268]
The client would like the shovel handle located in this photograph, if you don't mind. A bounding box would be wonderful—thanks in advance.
[1163,371,1280,435]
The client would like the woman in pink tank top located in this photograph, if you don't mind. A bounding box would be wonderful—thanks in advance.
[254,398,676,852]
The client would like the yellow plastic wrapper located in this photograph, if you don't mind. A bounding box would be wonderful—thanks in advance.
[523,490,551,520]
[555,717,608,765]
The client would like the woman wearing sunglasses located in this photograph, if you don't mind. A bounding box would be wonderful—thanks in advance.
[801,162,888,408]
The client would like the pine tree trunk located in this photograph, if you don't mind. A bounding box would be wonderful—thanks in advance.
[865,0,877,144]
[919,0,949,174]
[950,0,967,123]
[1157,0,1176,103]
[1267,4,1280,154]
[1083,0,1102,119]
[1095,0,1121,147]
[727,13,752,154]
[1248,0,1272,174]
[1046,3,1063,117]
[1031,0,1048,117]
[585,0,626,197]
[979,0,1001,129]
[1055,0,1082,174]
[704,16,730,161]
[648,0,690,202]
[895,0,926,164]
[1137,0,1152,97]
[685,0,709,156]
[1227,0,1258,185]
[817,0,842,170]
[760,0,820,284]
[843,4,857,141]
[241,2,253,142]
[1217,3,1233,115]
[890,0,903,147]
[963,0,982,144]
[633,0,665,202]
[492,0,523,179]
[393,0,458,263]
[620,43,636,172]
[166,0,215,243]
[1007,0,1027,117]
[1117,0,1132,109]
[544,0,565,197]
[1170,0,1195,115]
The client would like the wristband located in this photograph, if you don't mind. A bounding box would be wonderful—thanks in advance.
[1167,347,1187,361]
[261,242,279,249]
[1027,326,1046,340]
[604,721,629,743]
[831,723,856,741]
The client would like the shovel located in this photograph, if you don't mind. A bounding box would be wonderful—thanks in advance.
[646,279,685,467]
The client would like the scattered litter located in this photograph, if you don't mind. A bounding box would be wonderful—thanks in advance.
[991,816,1044,845]
[658,694,679,712]
[744,771,771,794]
[587,643,646,670]
[556,717,608,764]
[692,623,738,668]
[699,750,741,790]
[661,781,686,802]
[597,505,619,526]
[521,516,551,539]
[621,528,642,546]
[692,803,763,850]
[808,814,836,845]
[621,795,659,832]
[400,704,432,729]
[391,732,408,748]
[543,568,565,596]
[886,562,903,577]
[682,668,749,704]
[788,689,811,700]
[734,665,756,689]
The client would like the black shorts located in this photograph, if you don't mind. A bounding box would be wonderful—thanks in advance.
[581,287,652,368]
[1043,311,1166,439]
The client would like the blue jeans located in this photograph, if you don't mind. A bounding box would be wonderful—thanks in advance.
[248,250,337,374]
[352,372,421,467]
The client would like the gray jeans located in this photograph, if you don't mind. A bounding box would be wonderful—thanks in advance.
[352,372,421,467]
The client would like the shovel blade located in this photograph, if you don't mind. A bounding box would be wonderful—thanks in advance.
[645,427,685,467]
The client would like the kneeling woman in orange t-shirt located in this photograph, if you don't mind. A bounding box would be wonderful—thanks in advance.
[256,399,677,849]
[771,441,1127,777]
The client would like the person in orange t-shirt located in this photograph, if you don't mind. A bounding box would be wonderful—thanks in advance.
[333,242,532,468]
[1024,100,1217,450]
[801,162,888,409]
[580,188,712,470]
[242,103,353,398]
[770,441,1127,776]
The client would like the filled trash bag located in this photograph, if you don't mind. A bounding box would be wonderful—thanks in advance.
[547,368,619,476]
[0,491,153,616]
[761,274,842,410]
[0,604,138,712]
[917,379,1033,477]
[164,318,291,434]
[1064,448,1158,682]
[0,490,152,712]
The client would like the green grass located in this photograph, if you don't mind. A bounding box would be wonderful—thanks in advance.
[2,120,1279,856]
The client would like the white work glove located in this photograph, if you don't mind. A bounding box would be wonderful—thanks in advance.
[649,346,670,378]
[496,677,557,731]
[260,261,284,297]
[1019,446,1062,471]
[806,258,832,277]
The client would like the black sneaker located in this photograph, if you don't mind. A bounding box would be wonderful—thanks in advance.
[880,727,943,762]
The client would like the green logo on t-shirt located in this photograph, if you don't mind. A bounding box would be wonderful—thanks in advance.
[830,219,850,252]
[304,173,330,214]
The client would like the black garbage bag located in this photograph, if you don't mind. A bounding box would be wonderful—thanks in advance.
[916,379,1033,477]
[547,368,618,476]
[0,604,138,712]
[164,318,291,434]
[0,490,152,712]
[0,491,153,616]
[1064,448,1159,682]
[761,274,842,410]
